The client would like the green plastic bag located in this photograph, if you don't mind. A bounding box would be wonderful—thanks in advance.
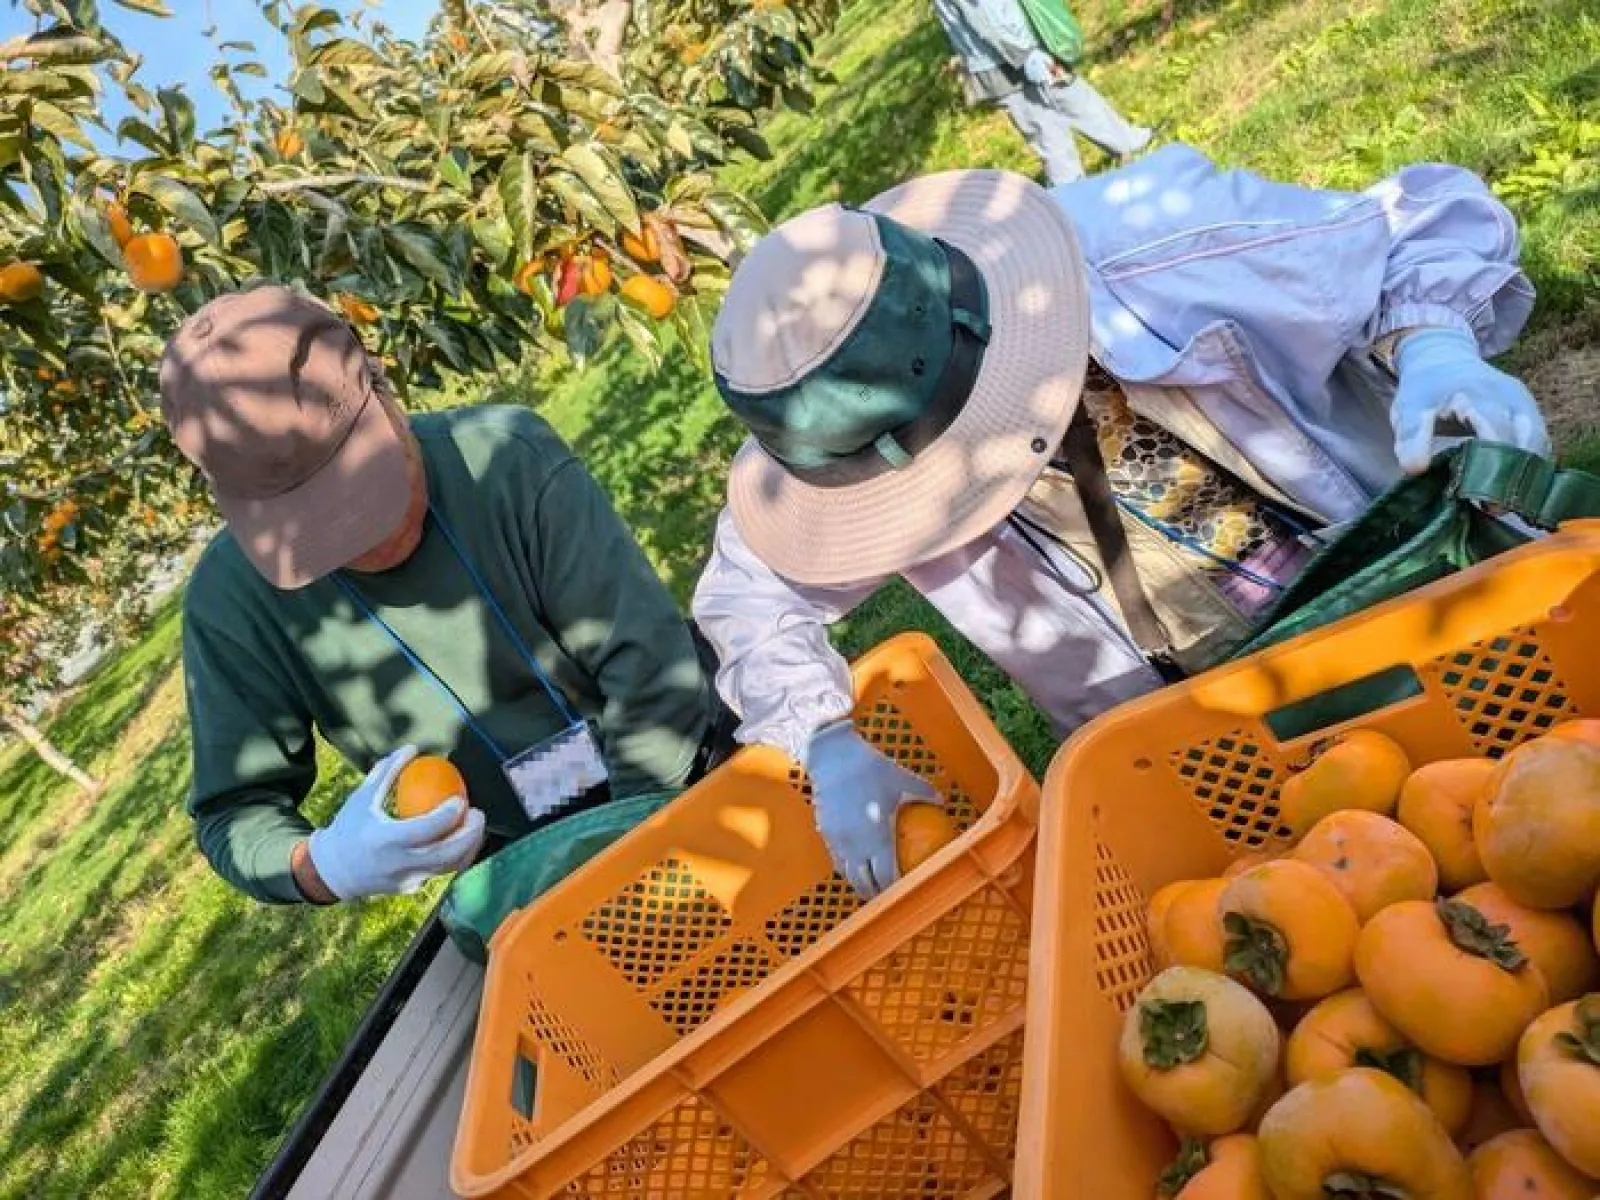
[1017,0,1085,66]
[441,791,675,964]
[1239,442,1600,659]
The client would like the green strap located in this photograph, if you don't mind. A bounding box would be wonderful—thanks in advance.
[1450,442,1600,530]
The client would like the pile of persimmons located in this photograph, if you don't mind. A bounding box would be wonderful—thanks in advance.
[1122,722,1600,1199]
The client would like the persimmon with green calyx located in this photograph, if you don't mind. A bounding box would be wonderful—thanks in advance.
[1286,988,1471,1135]
[1220,859,1360,1000]
[1356,899,1549,1066]
[1117,966,1282,1136]
[1257,1068,1473,1200]
[1517,994,1600,1177]
[1158,1134,1270,1199]
[1454,881,1600,1005]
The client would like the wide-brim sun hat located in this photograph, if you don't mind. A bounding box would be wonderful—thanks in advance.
[714,169,1090,588]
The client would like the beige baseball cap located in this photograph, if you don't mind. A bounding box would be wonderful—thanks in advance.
[159,286,413,589]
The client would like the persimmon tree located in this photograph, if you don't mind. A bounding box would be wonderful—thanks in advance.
[0,0,782,786]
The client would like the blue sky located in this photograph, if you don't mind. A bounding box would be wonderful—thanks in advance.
[1,1,440,140]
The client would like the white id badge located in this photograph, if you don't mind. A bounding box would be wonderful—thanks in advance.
[502,722,610,822]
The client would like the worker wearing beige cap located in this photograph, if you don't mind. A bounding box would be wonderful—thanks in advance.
[162,286,724,906]
[692,145,1551,898]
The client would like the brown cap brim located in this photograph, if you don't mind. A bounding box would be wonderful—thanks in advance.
[215,389,414,589]
[725,169,1090,588]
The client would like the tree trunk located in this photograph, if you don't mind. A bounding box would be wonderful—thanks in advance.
[559,0,632,78]
[2,709,102,796]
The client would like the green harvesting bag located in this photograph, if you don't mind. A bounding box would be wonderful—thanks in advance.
[1237,442,1600,659]
[441,791,675,964]
[1017,0,1085,65]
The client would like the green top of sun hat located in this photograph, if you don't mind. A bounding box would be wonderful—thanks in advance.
[712,209,990,483]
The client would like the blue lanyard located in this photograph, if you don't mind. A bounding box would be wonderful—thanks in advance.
[334,503,582,761]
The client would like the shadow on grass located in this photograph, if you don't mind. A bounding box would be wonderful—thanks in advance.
[1094,0,1293,58]
[745,6,971,218]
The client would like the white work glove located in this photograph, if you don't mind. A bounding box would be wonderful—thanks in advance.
[804,721,942,898]
[307,745,487,901]
[1023,49,1056,87]
[1390,326,1551,475]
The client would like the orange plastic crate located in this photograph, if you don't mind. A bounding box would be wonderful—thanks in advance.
[454,633,1040,1199]
[1015,524,1600,1199]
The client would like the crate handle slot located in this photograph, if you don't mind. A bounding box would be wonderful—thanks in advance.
[1262,663,1424,743]
[511,1050,539,1121]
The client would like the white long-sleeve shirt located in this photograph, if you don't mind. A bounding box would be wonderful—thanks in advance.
[692,146,1536,761]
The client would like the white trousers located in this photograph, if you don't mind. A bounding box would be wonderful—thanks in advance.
[999,76,1151,184]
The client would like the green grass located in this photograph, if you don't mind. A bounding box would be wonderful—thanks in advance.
[0,607,440,1198]
[1,0,1596,1195]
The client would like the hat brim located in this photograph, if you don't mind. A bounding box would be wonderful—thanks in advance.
[216,387,414,589]
[726,169,1089,588]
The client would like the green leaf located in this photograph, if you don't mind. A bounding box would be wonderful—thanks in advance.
[71,198,126,267]
[670,294,712,373]
[721,124,772,161]
[703,190,768,254]
[384,223,458,290]
[290,67,328,105]
[0,69,96,102]
[114,0,174,15]
[319,79,376,122]
[496,152,542,262]
[419,320,469,372]
[30,103,96,152]
[615,302,663,371]
[545,171,616,236]
[293,6,344,37]
[0,28,107,66]
[563,295,608,363]
[470,217,514,266]
[560,143,640,233]
[511,114,562,153]
[535,56,625,98]
[438,148,472,192]
[307,37,385,69]
[458,50,520,89]
[129,175,221,245]
[116,116,170,157]
[157,87,195,152]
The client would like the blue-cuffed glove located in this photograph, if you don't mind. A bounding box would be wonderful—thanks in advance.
[804,721,942,898]
[1391,327,1550,475]
[308,745,487,901]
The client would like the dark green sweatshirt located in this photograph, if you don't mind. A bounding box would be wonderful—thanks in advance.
[181,405,712,903]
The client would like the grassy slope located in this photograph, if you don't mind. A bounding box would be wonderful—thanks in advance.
[0,0,1594,1195]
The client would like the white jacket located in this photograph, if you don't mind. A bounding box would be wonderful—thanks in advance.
[692,146,1536,761]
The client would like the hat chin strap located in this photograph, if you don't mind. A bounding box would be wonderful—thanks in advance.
[782,239,991,489]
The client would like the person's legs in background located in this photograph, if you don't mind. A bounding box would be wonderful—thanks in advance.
[998,88,1088,184]
[1037,74,1152,159]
